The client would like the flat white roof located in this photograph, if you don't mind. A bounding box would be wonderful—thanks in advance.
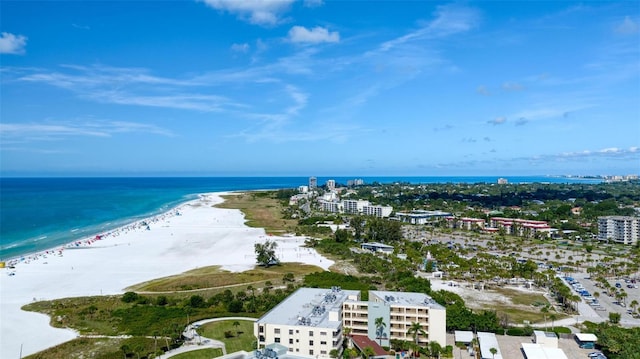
[454,330,474,343]
[477,332,503,359]
[369,290,445,310]
[361,242,394,249]
[575,333,598,342]
[521,343,568,359]
[256,287,360,329]
[533,330,557,338]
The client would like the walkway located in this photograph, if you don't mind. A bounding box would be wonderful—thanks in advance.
[157,317,257,359]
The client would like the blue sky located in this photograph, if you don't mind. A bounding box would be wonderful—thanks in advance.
[1,1,639,177]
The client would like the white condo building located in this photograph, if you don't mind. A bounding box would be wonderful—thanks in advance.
[342,290,446,348]
[255,288,447,358]
[598,216,639,245]
[255,287,359,358]
[326,180,336,191]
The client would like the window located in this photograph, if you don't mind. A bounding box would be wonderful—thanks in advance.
[309,340,314,346]
[275,338,280,343]
[289,329,294,335]
[309,331,314,336]
[320,331,327,336]
[274,328,281,334]
[320,341,327,345]
[289,339,293,344]
[259,326,264,333]
[321,351,327,355]
[309,350,314,355]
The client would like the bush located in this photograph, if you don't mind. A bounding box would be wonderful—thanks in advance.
[224,330,234,338]
[122,292,139,303]
[506,328,526,336]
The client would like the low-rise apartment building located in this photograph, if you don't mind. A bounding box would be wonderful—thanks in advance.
[396,210,452,224]
[255,287,360,358]
[598,216,639,245]
[255,288,447,358]
[342,290,446,348]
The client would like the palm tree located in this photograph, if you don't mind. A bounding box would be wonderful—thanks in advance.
[428,341,442,359]
[630,299,638,313]
[407,322,426,347]
[490,347,498,359]
[233,320,241,336]
[549,314,557,331]
[541,306,549,329]
[374,317,386,345]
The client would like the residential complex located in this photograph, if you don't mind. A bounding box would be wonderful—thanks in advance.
[342,290,446,348]
[255,287,359,358]
[319,199,393,218]
[254,287,446,358]
[598,216,639,245]
[396,210,452,224]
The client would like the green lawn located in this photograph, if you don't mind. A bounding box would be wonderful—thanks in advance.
[198,320,256,354]
[171,348,224,359]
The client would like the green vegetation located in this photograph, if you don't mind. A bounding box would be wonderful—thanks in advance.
[23,337,157,359]
[216,192,298,234]
[583,321,640,359]
[197,320,255,353]
[127,263,321,292]
[171,348,224,359]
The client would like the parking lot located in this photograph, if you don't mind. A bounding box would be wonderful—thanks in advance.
[567,272,640,326]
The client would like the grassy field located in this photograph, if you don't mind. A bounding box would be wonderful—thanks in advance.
[127,263,324,292]
[198,319,256,353]
[216,192,297,234]
[23,337,158,359]
[171,348,224,359]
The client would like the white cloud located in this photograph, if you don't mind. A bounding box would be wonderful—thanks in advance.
[231,43,250,53]
[0,32,27,54]
[288,26,340,43]
[502,82,524,91]
[303,0,323,8]
[488,116,507,125]
[200,0,295,26]
[476,85,490,96]
[426,3,481,36]
[0,120,174,141]
[615,16,639,35]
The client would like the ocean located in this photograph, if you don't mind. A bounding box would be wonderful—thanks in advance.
[0,176,602,260]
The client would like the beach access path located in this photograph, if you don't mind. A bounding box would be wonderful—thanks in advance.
[0,193,333,359]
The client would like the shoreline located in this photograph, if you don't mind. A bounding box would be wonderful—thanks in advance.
[0,191,334,358]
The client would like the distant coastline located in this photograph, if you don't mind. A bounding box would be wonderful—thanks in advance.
[0,176,607,261]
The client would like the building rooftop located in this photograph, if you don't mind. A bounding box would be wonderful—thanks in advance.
[575,333,598,342]
[256,287,360,329]
[350,335,387,357]
[369,290,445,310]
[477,332,503,359]
[521,343,568,359]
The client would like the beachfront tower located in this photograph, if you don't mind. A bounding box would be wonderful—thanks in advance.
[309,177,317,190]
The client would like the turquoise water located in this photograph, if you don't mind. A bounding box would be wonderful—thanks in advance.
[0,176,601,260]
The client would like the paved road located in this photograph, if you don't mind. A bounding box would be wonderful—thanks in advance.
[158,317,257,359]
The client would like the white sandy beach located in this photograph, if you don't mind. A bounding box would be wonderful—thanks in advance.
[0,192,333,358]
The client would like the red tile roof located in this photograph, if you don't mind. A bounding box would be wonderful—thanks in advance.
[350,335,388,356]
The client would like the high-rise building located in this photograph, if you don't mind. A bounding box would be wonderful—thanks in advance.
[326,179,335,191]
[309,177,317,190]
[598,216,639,245]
